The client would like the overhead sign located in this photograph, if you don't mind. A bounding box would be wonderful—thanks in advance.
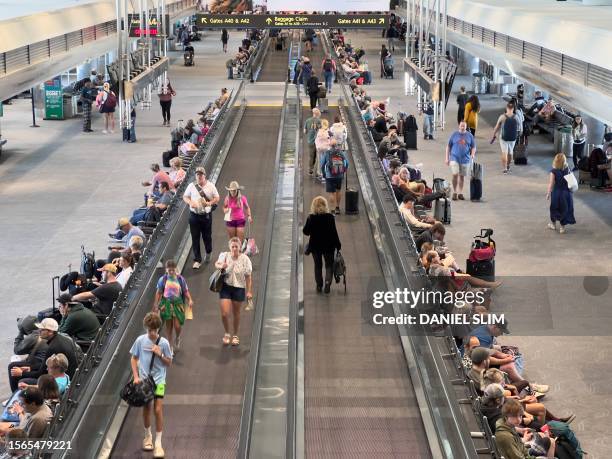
[267,0,388,12]
[127,14,170,37]
[196,14,388,29]
[44,78,63,120]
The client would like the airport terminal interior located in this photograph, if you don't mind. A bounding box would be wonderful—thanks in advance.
[0,0,611,458]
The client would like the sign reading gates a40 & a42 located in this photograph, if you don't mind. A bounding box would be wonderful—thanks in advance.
[44,78,63,120]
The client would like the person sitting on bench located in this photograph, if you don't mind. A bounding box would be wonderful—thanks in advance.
[391,166,425,196]
[399,194,437,229]
[531,98,556,131]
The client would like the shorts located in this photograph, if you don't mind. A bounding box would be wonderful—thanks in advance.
[154,382,166,398]
[325,177,343,193]
[219,282,246,302]
[159,297,185,325]
[499,139,516,155]
[226,218,246,228]
[449,161,470,177]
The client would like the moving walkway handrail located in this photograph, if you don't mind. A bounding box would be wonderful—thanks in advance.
[38,81,245,458]
[322,31,477,458]
[237,82,290,458]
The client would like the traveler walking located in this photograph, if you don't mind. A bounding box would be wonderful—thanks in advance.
[546,153,576,234]
[223,181,252,242]
[158,78,176,127]
[320,139,349,214]
[445,121,476,200]
[96,82,117,134]
[380,45,390,78]
[463,95,480,136]
[221,29,229,53]
[183,167,220,269]
[306,74,320,110]
[303,196,341,294]
[423,102,434,140]
[215,238,253,346]
[571,115,587,171]
[491,102,519,174]
[315,119,332,180]
[129,312,172,458]
[321,54,336,93]
[298,57,313,96]
[456,86,468,125]
[330,115,347,150]
[80,81,96,132]
[304,108,323,176]
[153,260,193,353]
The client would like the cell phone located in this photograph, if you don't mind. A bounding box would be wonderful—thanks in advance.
[540,425,550,434]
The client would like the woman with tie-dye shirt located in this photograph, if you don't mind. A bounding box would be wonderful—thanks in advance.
[154,259,193,353]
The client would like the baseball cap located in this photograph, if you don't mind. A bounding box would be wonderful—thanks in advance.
[195,167,206,175]
[117,217,130,228]
[35,318,59,332]
[470,347,493,364]
[98,263,117,274]
[483,383,505,399]
[56,293,72,304]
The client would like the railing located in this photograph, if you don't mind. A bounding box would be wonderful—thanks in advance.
[35,81,244,458]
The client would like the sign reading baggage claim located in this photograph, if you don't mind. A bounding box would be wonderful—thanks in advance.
[196,14,388,29]
[127,14,170,37]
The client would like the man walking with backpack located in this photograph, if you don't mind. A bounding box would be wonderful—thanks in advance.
[304,108,322,176]
[320,139,349,214]
[321,55,336,94]
[491,102,519,174]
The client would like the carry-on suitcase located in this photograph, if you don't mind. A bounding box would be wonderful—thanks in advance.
[162,149,178,167]
[466,228,496,281]
[317,86,327,99]
[37,276,62,323]
[318,97,329,113]
[345,176,359,215]
[514,136,528,165]
[470,162,483,201]
[404,130,417,150]
[434,198,451,224]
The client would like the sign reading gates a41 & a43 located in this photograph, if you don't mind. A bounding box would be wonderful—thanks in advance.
[196,14,388,29]
[44,78,63,120]
[127,14,170,38]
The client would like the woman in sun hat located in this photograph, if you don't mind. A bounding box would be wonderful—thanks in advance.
[222,181,252,242]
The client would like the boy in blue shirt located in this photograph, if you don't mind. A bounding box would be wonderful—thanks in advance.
[445,121,476,200]
[130,312,173,457]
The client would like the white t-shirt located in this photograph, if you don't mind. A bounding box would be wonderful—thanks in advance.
[116,266,133,288]
[183,181,219,214]
[217,252,252,288]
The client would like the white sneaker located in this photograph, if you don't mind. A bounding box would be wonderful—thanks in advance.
[142,435,153,451]
[547,223,556,231]
[559,226,566,234]
[110,130,115,134]
[153,444,165,458]
[531,383,550,393]
[102,130,108,134]
[193,261,201,269]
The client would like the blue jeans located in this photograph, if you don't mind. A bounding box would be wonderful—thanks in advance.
[130,208,147,225]
[324,71,333,91]
[423,114,434,137]
[129,119,136,141]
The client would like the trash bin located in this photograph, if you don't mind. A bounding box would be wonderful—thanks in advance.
[472,72,487,94]
[554,126,573,157]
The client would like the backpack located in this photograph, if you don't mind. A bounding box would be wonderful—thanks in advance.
[501,114,518,141]
[104,91,117,110]
[59,332,86,364]
[327,149,346,177]
[323,59,333,72]
[546,421,584,459]
[80,246,96,280]
[143,206,162,224]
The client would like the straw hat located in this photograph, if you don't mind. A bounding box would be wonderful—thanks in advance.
[225,181,244,191]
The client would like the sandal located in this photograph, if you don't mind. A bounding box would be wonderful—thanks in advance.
[222,333,231,345]
[231,335,240,346]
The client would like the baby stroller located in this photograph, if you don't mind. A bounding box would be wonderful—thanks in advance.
[184,45,195,66]
[382,57,394,78]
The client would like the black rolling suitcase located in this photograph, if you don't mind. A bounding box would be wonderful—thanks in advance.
[37,276,62,323]
[466,228,496,281]
[345,174,359,215]
[514,134,528,165]
[470,161,483,201]
[162,149,178,167]
[276,41,283,51]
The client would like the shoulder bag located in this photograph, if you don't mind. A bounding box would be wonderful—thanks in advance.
[209,253,226,293]
[564,168,579,192]
[120,336,160,407]
[194,182,218,212]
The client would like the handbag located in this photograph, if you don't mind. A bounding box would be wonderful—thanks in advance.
[120,337,160,407]
[209,254,226,293]
[564,168,579,192]
[241,221,259,256]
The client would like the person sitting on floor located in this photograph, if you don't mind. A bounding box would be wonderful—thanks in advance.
[72,264,122,316]
[57,294,100,341]
[391,167,425,196]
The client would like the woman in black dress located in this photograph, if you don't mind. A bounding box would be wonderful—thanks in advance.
[303,196,341,293]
